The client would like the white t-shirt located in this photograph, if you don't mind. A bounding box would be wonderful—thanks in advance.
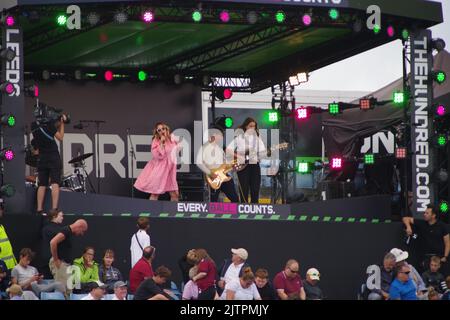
[222,263,244,285]
[112,295,126,300]
[221,279,261,300]
[196,142,228,175]
[11,264,38,286]
[130,230,151,268]
[81,294,96,300]
[231,132,266,164]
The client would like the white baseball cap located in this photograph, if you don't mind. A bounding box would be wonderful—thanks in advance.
[390,248,409,262]
[306,268,320,281]
[231,248,248,260]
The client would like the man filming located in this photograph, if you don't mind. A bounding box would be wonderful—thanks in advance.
[31,112,67,215]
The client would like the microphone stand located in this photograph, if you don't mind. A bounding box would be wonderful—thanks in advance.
[127,128,137,198]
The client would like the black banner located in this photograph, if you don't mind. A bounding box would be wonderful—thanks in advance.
[410,30,434,215]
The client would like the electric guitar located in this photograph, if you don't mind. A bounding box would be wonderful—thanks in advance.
[206,142,289,190]
[235,142,289,172]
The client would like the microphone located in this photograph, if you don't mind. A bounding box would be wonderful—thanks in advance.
[73,123,84,130]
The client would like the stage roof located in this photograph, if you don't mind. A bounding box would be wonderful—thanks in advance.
[1,0,444,92]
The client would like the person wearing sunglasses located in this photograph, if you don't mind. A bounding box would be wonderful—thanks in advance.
[389,264,418,300]
[134,122,180,201]
[273,259,306,300]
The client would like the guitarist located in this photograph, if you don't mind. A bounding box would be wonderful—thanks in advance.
[196,125,239,203]
[231,118,267,204]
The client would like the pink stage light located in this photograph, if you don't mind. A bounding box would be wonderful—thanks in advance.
[331,157,343,169]
[296,107,309,120]
[437,105,446,116]
[5,150,14,161]
[104,70,114,82]
[387,26,395,37]
[142,11,154,23]
[220,11,230,23]
[302,14,312,26]
[6,16,15,27]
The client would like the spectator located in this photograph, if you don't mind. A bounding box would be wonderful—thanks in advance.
[11,248,64,299]
[221,267,261,300]
[390,248,427,297]
[73,246,99,293]
[40,209,64,278]
[254,268,277,300]
[389,264,418,300]
[402,204,450,274]
[6,284,23,300]
[192,249,217,300]
[0,259,11,299]
[49,219,88,293]
[129,246,155,293]
[179,249,200,284]
[130,217,151,268]
[217,248,250,295]
[134,266,173,300]
[422,256,445,294]
[182,266,199,300]
[368,253,396,300]
[81,282,107,300]
[273,259,306,300]
[99,249,123,294]
[112,281,128,300]
[303,268,324,300]
[442,276,450,300]
[427,287,440,300]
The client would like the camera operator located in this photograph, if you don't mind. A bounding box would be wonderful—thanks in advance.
[31,114,67,215]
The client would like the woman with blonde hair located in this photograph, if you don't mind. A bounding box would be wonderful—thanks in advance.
[134,122,179,201]
[221,267,261,300]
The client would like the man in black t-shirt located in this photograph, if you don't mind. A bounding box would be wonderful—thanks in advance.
[31,115,66,214]
[134,266,173,300]
[403,205,450,275]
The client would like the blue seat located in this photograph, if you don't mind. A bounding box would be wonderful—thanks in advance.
[41,292,65,300]
[127,294,134,300]
[103,294,115,300]
[70,293,88,300]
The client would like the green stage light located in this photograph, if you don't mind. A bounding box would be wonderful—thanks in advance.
[224,117,233,128]
[437,134,447,147]
[297,162,310,174]
[1,114,16,127]
[393,91,405,104]
[402,29,409,40]
[364,154,375,165]
[328,103,340,115]
[329,9,339,20]
[56,14,67,26]
[268,111,279,123]
[434,71,446,84]
[138,71,147,82]
[192,11,202,22]
[373,24,381,34]
[275,11,286,23]
[440,201,449,214]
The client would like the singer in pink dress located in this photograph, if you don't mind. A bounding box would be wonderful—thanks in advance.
[134,122,179,201]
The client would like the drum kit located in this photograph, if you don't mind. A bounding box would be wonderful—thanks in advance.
[25,149,94,193]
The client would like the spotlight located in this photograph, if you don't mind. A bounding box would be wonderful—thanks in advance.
[435,134,447,147]
[1,114,16,127]
[395,147,407,159]
[0,82,15,95]
[330,157,343,170]
[114,11,128,24]
[432,71,446,85]
[192,10,202,22]
[439,201,449,214]
[216,88,233,101]
[1,15,15,27]
[297,162,310,174]
[329,9,339,20]
[431,38,446,52]
[0,148,15,161]
[393,91,405,105]
[87,12,100,26]
[214,116,233,129]
[402,29,409,40]
[142,11,154,23]
[295,107,309,120]
[56,14,67,26]
[275,11,286,23]
[138,70,148,82]
[0,48,16,62]
[387,26,395,38]
[360,98,376,110]
[435,104,446,117]
[247,11,258,24]
[297,72,308,83]
[328,102,340,115]
[24,84,39,97]
[373,24,381,34]
[289,76,300,86]
[104,70,114,82]
[302,14,312,26]
[219,10,230,23]
[267,111,279,124]
[0,184,15,198]
[364,154,375,165]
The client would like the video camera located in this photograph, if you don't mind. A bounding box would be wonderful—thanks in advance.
[33,102,71,125]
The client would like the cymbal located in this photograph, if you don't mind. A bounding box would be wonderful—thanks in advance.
[69,153,94,164]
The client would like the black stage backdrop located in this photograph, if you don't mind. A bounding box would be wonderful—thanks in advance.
[2,214,409,300]
[25,81,202,197]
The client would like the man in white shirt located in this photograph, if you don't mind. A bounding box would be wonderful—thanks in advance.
[81,282,106,300]
[130,217,151,268]
[218,248,250,294]
[196,125,238,203]
[112,281,128,300]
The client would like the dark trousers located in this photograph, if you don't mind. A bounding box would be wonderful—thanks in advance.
[210,180,239,203]
[198,286,216,300]
[237,164,261,203]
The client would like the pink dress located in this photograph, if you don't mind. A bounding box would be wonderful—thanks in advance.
[134,136,179,195]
